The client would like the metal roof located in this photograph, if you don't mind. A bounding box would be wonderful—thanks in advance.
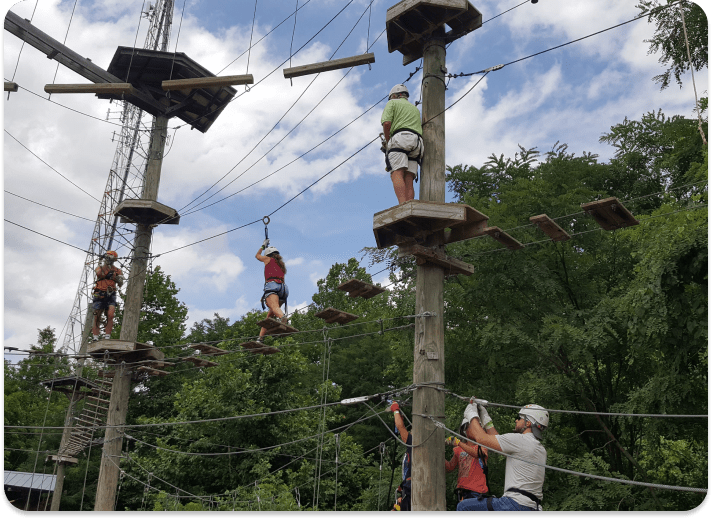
[4,471,56,492]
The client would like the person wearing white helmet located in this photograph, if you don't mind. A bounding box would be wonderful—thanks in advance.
[255,239,289,343]
[91,251,124,341]
[380,83,424,204]
[456,400,548,511]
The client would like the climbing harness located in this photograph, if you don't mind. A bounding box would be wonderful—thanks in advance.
[384,128,424,181]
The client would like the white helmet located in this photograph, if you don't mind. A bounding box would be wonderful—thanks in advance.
[263,246,279,256]
[519,404,549,439]
[389,84,409,99]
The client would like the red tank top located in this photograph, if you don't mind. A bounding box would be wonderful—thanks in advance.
[264,259,285,282]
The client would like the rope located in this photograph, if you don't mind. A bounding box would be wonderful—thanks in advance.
[424,416,707,494]
[677,1,707,145]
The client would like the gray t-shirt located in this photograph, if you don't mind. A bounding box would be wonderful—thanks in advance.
[496,432,547,509]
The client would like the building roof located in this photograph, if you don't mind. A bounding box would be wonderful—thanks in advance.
[4,471,56,492]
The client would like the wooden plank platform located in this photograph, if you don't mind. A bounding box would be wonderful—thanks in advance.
[315,307,359,325]
[190,343,229,356]
[483,226,524,250]
[241,341,280,355]
[88,339,137,356]
[283,53,375,79]
[162,74,253,91]
[581,197,639,230]
[530,214,571,242]
[257,318,299,336]
[4,81,19,92]
[443,206,489,244]
[44,82,136,95]
[337,279,387,299]
[398,243,473,276]
[183,356,218,368]
[374,200,469,248]
[115,199,180,225]
[135,366,169,377]
[46,454,78,465]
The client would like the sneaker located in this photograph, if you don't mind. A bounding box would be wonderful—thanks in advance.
[280,316,289,325]
[256,336,264,344]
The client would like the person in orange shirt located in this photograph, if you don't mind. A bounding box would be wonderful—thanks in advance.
[255,240,289,343]
[446,415,489,505]
[91,251,124,341]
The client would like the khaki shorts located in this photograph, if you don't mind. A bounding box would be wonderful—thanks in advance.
[386,131,423,176]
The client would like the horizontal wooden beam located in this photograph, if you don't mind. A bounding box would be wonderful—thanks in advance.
[284,53,375,79]
[4,82,19,92]
[162,74,254,91]
[44,83,136,95]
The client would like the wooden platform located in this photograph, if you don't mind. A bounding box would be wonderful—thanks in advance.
[386,0,483,65]
[283,53,375,79]
[373,200,488,248]
[40,376,103,396]
[581,197,639,230]
[484,227,524,250]
[45,82,136,95]
[115,199,180,225]
[337,279,387,299]
[530,214,571,242]
[241,341,280,355]
[191,343,229,356]
[87,339,165,363]
[257,318,299,336]
[183,356,218,368]
[398,243,474,276]
[46,454,78,465]
[315,307,359,325]
[162,74,253,91]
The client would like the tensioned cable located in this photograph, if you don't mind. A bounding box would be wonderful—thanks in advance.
[245,0,259,87]
[49,0,80,89]
[9,0,39,85]
[5,130,101,202]
[424,417,707,494]
[676,0,707,145]
[4,190,94,221]
[4,219,94,255]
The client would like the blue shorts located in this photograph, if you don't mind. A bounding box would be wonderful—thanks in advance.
[456,495,537,511]
[263,281,288,303]
[92,291,117,311]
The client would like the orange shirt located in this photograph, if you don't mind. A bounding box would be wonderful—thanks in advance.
[95,265,122,292]
[445,446,488,494]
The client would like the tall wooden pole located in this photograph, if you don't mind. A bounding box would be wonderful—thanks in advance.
[411,30,447,511]
[94,115,169,511]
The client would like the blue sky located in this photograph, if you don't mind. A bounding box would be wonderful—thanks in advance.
[2,0,708,356]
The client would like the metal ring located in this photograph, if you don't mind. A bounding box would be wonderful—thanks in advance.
[262,216,270,225]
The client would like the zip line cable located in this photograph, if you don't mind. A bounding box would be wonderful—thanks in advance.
[8,0,39,86]
[4,219,94,255]
[4,190,95,222]
[4,130,102,202]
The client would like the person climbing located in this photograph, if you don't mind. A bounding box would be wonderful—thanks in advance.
[445,414,489,505]
[91,251,124,341]
[389,401,412,511]
[255,239,289,343]
[457,400,548,511]
[380,84,424,205]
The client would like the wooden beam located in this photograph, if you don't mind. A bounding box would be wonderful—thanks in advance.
[162,74,254,91]
[283,53,375,79]
[4,82,18,92]
[44,83,136,95]
[529,214,571,242]
[483,226,524,250]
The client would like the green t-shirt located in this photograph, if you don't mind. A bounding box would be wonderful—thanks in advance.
[381,98,422,136]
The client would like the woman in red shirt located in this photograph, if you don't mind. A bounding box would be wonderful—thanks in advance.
[445,418,489,504]
[255,242,289,342]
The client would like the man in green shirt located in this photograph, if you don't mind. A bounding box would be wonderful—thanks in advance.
[381,84,424,204]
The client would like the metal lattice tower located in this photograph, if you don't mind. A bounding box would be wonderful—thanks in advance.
[59,1,175,355]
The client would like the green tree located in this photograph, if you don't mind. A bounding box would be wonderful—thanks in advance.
[637,0,708,90]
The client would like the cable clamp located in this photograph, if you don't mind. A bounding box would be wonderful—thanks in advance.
[484,64,504,73]
[419,312,437,317]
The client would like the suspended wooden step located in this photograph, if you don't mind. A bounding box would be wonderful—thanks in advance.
[46,454,79,465]
[373,200,488,248]
[283,53,375,79]
[183,356,218,368]
[44,82,136,95]
[386,0,483,65]
[484,226,524,250]
[338,279,386,299]
[315,307,359,324]
[257,318,299,336]
[241,341,280,355]
[135,366,169,377]
[191,343,229,356]
[4,81,19,92]
[114,199,180,225]
[398,243,474,276]
[529,214,571,242]
[162,74,253,91]
[581,197,639,230]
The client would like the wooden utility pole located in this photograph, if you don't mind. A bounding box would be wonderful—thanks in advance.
[411,28,448,511]
[94,115,168,511]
